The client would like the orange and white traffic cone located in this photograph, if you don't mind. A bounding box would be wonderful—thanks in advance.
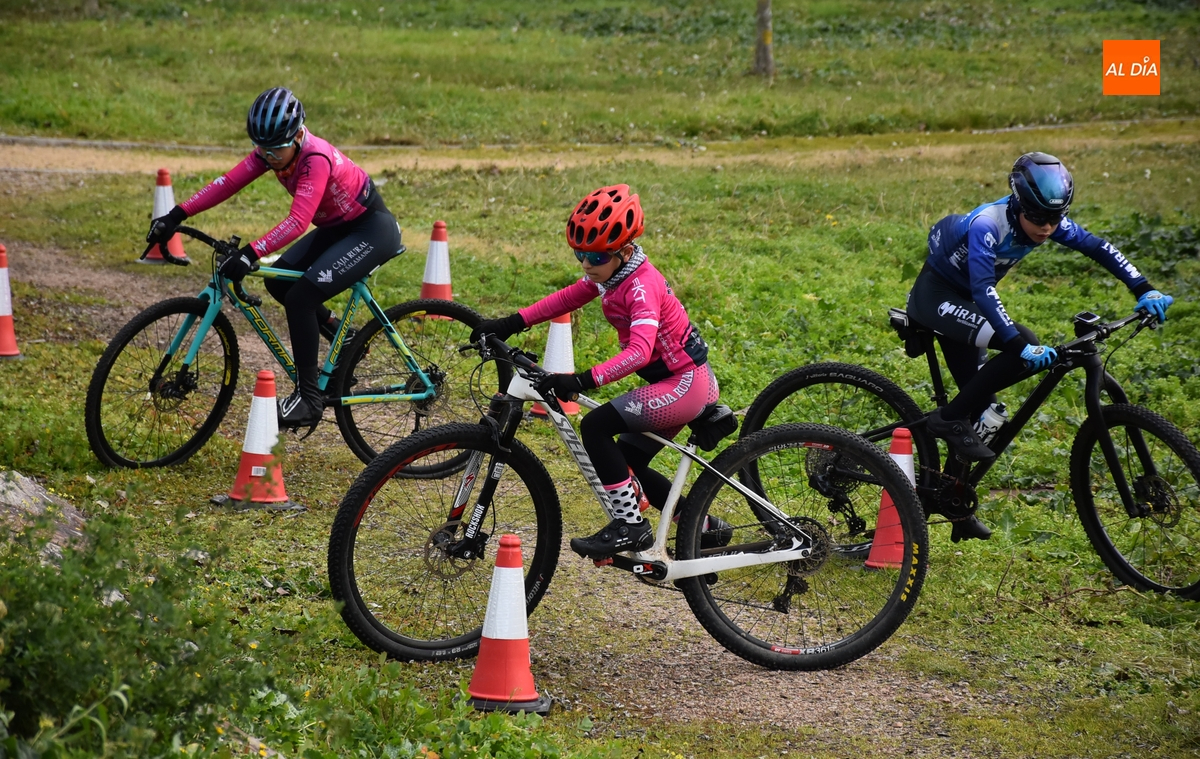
[864,428,914,569]
[467,534,551,715]
[140,168,190,265]
[0,244,21,360]
[531,313,580,417]
[211,370,303,511]
[419,220,452,302]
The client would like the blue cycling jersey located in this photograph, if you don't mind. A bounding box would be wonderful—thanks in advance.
[925,196,1149,347]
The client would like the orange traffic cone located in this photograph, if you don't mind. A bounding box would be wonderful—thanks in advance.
[419,220,452,301]
[467,534,551,715]
[531,313,580,417]
[0,244,21,360]
[211,370,304,512]
[140,168,190,265]
[864,428,914,569]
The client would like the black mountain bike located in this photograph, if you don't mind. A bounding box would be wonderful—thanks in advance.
[741,307,1200,598]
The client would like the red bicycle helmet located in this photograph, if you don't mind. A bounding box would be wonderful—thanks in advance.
[565,184,645,253]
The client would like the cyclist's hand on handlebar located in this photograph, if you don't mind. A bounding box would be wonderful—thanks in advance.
[469,313,525,343]
[146,205,188,245]
[533,370,597,399]
[1020,343,1058,371]
[218,246,258,282]
[1136,290,1173,322]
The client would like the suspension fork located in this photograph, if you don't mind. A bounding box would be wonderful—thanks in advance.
[1082,354,1150,518]
[446,393,526,560]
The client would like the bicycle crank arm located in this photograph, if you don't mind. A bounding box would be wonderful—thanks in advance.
[659,542,813,582]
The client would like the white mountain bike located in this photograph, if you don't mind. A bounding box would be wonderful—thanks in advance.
[327,335,929,670]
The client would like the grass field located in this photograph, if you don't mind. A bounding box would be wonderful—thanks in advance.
[1,1,1200,757]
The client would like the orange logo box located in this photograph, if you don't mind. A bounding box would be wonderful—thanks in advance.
[1103,40,1160,96]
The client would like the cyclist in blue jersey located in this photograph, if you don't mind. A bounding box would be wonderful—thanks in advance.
[906,152,1173,540]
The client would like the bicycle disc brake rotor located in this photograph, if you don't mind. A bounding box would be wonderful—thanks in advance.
[804,448,863,497]
[409,366,447,415]
[149,371,197,411]
[424,522,478,579]
[1135,474,1181,527]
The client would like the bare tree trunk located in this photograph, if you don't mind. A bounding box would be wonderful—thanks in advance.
[754,0,775,79]
[84,0,100,17]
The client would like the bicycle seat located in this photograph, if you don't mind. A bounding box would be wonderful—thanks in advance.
[888,307,932,359]
[688,403,738,451]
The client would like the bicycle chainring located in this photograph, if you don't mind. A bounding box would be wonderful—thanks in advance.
[931,472,980,520]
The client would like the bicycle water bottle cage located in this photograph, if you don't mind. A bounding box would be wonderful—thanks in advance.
[688,404,738,451]
[888,307,928,359]
[1073,310,1103,337]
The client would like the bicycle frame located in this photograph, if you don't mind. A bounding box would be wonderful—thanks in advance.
[451,357,814,583]
[886,313,1158,520]
[168,266,438,407]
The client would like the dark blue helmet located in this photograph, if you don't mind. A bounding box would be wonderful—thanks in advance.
[1009,152,1073,219]
[246,87,305,147]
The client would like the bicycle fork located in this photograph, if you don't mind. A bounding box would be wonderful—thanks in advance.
[1081,353,1156,518]
[444,393,526,561]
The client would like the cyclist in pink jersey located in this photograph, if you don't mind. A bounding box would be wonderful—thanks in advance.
[145,88,402,429]
[470,185,726,559]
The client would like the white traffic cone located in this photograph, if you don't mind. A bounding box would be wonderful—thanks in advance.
[0,244,20,360]
[419,220,452,301]
[140,168,190,265]
[531,313,580,417]
[211,370,303,511]
[467,534,550,715]
[864,428,914,569]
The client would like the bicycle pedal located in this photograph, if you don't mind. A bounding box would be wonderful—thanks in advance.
[592,557,614,568]
[294,421,320,441]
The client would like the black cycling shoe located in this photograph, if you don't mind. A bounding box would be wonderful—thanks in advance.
[925,408,996,462]
[949,514,993,542]
[700,515,734,549]
[570,518,653,560]
[278,366,324,429]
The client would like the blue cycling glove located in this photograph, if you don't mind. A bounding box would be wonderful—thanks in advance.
[1136,290,1173,322]
[1021,343,1057,371]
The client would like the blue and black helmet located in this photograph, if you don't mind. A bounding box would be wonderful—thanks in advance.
[246,87,305,148]
[1009,152,1073,218]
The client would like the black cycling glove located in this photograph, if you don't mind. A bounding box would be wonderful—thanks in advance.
[146,205,188,245]
[533,370,597,398]
[218,247,257,282]
[469,313,526,343]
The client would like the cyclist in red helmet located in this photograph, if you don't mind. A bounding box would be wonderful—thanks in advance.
[471,185,725,559]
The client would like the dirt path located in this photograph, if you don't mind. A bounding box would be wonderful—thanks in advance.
[2,120,1196,177]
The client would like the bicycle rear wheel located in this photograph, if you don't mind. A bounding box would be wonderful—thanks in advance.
[85,297,239,468]
[742,362,939,481]
[1070,403,1200,598]
[676,423,928,670]
[334,299,512,465]
[328,423,562,661]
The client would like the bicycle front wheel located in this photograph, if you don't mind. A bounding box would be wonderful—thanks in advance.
[676,423,928,670]
[1070,403,1200,598]
[741,362,940,490]
[334,299,512,464]
[328,423,562,661]
[85,297,239,468]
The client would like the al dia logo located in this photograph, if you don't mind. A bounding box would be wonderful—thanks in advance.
[1103,40,1160,96]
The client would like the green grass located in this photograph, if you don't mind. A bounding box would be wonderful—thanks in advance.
[1,0,1198,145]
[1,0,1200,755]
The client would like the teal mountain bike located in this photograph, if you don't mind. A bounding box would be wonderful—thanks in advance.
[85,227,509,468]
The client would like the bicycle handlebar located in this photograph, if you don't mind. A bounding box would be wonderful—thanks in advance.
[1056,310,1156,355]
[142,226,261,306]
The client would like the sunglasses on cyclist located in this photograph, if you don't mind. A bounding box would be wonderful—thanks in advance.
[255,139,297,161]
[1022,209,1067,227]
[573,249,614,266]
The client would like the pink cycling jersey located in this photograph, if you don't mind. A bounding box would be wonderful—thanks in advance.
[179,130,371,258]
[519,258,699,386]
